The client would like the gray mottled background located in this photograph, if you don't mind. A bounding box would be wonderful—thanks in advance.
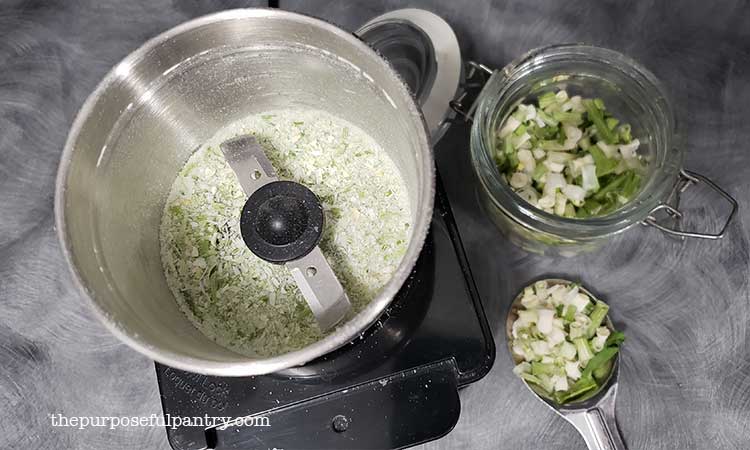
[1,0,749,449]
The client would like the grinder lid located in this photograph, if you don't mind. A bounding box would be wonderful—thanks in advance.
[357,9,463,143]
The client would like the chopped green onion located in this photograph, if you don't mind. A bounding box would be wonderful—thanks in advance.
[563,305,576,322]
[581,346,619,379]
[583,99,617,144]
[552,111,584,126]
[593,359,614,381]
[538,91,557,109]
[581,164,599,192]
[593,171,630,200]
[556,90,570,103]
[586,301,610,338]
[605,331,626,347]
[574,336,595,364]
[536,109,559,127]
[576,207,591,218]
[581,198,603,216]
[554,374,598,404]
[510,280,624,405]
[503,137,517,169]
[520,373,551,392]
[618,124,632,143]
[531,123,559,140]
[540,140,568,151]
[511,108,527,122]
[495,89,645,218]
[589,145,618,177]
[620,171,642,202]
[531,361,558,376]
[532,163,548,183]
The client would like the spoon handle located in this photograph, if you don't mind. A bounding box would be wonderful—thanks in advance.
[563,388,627,450]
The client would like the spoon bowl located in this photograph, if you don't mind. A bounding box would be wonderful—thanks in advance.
[506,278,628,450]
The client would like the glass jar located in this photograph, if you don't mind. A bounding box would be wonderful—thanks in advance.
[468,44,737,255]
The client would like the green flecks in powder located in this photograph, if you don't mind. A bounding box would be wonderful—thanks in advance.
[160,109,411,357]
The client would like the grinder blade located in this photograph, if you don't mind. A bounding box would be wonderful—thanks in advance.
[219,135,352,331]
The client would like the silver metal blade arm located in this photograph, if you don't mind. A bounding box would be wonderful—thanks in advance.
[219,135,352,331]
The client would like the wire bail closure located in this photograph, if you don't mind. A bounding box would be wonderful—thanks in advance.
[449,61,494,123]
[643,169,738,240]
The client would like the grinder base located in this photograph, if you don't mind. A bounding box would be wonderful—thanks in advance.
[155,170,495,450]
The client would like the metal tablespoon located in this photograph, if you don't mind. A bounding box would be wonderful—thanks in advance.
[506,279,628,450]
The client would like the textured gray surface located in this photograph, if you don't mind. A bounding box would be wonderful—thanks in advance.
[1,0,749,449]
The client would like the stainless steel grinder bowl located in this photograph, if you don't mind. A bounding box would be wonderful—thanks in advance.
[55,9,434,376]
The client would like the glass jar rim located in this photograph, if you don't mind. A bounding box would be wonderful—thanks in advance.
[470,43,681,239]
